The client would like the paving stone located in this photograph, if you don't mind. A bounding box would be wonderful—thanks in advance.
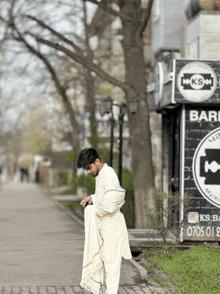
[46,287,56,294]
[2,287,12,294]
[119,286,128,293]
[0,286,155,294]
[56,287,65,294]
[124,287,136,294]
[62,286,73,293]
[37,288,47,294]
[140,288,153,294]
[0,182,160,294]
[11,288,21,294]
[29,287,39,294]
[20,287,30,294]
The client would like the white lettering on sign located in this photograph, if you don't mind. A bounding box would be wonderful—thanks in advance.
[188,213,220,223]
[213,215,220,222]
[190,110,220,122]
[199,214,220,222]
[200,214,210,222]
[186,226,220,238]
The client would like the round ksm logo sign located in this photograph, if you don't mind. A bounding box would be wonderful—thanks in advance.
[177,62,217,102]
[193,127,220,207]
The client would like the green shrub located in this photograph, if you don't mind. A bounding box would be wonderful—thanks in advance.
[72,200,84,211]
[62,175,78,194]
[53,169,71,186]
[84,174,95,195]
[122,169,135,228]
[70,174,95,195]
[145,190,191,243]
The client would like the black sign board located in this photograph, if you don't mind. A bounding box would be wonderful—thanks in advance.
[148,59,220,112]
[181,105,220,241]
[175,60,220,105]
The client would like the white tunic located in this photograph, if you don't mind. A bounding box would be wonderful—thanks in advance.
[91,164,121,205]
[80,164,132,294]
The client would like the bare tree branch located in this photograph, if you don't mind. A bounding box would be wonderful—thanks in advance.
[9,22,81,152]
[84,0,138,23]
[24,14,84,56]
[27,33,134,95]
[139,0,153,36]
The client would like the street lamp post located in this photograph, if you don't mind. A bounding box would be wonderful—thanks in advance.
[118,98,139,186]
[99,96,114,167]
[118,103,127,185]
[99,96,139,184]
[109,111,115,167]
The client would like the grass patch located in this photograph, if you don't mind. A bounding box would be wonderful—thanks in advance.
[141,263,154,273]
[61,202,71,209]
[143,244,220,293]
[61,187,77,195]
[61,200,84,212]
[152,274,166,286]
[72,200,84,211]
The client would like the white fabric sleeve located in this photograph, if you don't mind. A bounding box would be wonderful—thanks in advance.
[95,189,126,217]
[101,167,120,191]
[90,194,95,204]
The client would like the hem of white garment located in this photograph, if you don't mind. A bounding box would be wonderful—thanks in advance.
[80,282,104,294]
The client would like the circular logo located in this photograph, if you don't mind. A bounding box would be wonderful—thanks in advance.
[177,62,217,102]
[193,127,220,207]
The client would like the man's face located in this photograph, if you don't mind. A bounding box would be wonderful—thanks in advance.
[86,161,100,177]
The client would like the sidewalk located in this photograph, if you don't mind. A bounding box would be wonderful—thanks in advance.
[0,182,156,293]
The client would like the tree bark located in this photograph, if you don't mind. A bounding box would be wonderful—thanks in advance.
[83,1,98,149]
[120,1,155,228]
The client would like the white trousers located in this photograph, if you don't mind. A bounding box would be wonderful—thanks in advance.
[101,212,123,294]
[104,254,122,294]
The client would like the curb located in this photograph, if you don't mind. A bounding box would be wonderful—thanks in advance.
[129,259,148,280]
[43,187,149,282]
[42,187,85,227]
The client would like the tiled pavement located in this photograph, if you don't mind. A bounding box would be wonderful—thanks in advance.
[0,285,152,294]
[0,182,158,294]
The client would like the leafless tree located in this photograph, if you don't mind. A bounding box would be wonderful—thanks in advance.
[1,0,155,228]
[0,0,99,154]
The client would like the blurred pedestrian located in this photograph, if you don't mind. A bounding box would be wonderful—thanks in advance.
[24,167,29,182]
[77,148,132,294]
[35,168,39,183]
[20,167,25,182]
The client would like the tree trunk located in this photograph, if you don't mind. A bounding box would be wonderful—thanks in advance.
[83,1,98,149]
[61,93,81,155]
[84,70,99,149]
[121,3,155,228]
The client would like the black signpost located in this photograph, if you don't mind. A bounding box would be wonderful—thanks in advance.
[181,106,220,241]
[148,55,220,242]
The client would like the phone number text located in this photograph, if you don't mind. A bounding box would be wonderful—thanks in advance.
[187,226,220,237]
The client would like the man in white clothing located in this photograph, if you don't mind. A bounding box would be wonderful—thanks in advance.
[77,148,132,294]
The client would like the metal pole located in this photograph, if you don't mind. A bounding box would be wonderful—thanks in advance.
[118,107,124,185]
[110,111,114,167]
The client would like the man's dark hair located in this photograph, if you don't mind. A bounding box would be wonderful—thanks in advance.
[77,148,100,169]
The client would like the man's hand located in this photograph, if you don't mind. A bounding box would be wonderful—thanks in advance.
[80,195,92,208]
